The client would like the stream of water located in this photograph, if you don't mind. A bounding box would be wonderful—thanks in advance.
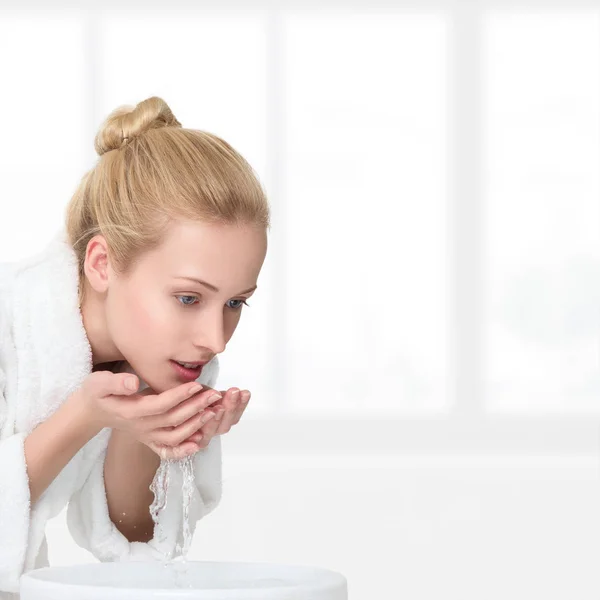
[149,455,196,587]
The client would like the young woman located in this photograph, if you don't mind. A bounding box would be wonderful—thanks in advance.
[0,96,269,595]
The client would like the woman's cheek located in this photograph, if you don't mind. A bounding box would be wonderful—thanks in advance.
[225,311,241,342]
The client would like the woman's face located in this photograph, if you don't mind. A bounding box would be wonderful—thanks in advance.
[83,219,267,393]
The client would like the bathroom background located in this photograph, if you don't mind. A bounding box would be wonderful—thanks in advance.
[0,0,599,598]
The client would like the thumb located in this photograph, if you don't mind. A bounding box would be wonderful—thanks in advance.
[86,370,139,397]
[120,373,139,393]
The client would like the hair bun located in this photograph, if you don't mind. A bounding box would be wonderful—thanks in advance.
[94,96,182,156]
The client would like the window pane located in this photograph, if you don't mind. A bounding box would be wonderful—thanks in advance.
[283,12,448,415]
[98,11,267,179]
[0,169,84,261]
[0,12,87,257]
[484,12,600,413]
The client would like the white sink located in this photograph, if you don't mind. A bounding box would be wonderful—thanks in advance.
[20,561,348,600]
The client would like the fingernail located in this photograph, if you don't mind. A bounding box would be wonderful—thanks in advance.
[215,409,224,421]
[208,393,222,404]
[125,377,138,391]
[242,391,251,403]
[189,384,203,395]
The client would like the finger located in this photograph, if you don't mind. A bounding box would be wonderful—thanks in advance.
[214,389,240,434]
[186,431,205,445]
[214,389,239,434]
[112,385,220,424]
[184,405,224,444]
[169,441,201,459]
[167,410,216,446]
[141,390,223,430]
[194,406,225,447]
[217,389,251,434]
[154,410,216,447]
[149,440,200,460]
[137,383,218,418]
[156,386,223,416]
[86,371,140,398]
[230,390,251,426]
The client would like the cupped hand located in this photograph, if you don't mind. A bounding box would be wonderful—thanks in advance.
[184,387,251,449]
[78,371,223,459]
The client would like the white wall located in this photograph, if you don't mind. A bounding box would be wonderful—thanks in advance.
[1,2,599,598]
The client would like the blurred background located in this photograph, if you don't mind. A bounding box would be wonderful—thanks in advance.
[1,0,599,598]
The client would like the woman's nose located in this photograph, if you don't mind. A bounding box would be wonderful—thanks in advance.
[194,315,226,355]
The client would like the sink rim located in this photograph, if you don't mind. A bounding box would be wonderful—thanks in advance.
[20,560,348,598]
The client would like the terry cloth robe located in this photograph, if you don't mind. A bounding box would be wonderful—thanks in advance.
[0,230,222,597]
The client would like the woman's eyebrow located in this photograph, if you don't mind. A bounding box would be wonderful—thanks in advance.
[173,276,257,295]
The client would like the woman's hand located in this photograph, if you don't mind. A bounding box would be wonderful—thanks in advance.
[184,387,251,449]
[78,370,223,459]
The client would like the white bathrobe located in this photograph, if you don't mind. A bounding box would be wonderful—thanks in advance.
[0,230,222,597]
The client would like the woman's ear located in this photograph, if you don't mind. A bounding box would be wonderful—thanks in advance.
[83,235,111,294]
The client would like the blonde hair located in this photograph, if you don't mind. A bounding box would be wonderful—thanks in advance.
[65,96,270,305]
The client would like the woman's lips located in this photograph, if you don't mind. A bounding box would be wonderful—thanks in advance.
[170,360,203,382]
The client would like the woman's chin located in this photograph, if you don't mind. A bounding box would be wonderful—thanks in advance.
[123,363,170,395]
[123,358,192,394]
[137,376,171,395]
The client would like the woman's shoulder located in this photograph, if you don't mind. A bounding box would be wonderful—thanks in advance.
[0,227,75,328]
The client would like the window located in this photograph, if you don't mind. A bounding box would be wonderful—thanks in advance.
[0,3,597,456]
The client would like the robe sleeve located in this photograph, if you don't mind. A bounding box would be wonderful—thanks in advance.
[0,364,31,593]
[66,357,223,562]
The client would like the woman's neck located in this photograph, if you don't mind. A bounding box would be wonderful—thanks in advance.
[92,360,124,373]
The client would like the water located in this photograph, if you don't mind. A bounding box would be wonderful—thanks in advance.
[147,457,295,591]
[179,454,196,556]
[149,455,197,587]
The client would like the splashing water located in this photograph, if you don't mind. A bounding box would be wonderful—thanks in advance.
[149,453,197,587]
[180,454,196,556]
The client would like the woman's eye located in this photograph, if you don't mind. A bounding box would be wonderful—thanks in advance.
[176,296,249,309]
[177,295,198,306]
[227,299,250,310]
